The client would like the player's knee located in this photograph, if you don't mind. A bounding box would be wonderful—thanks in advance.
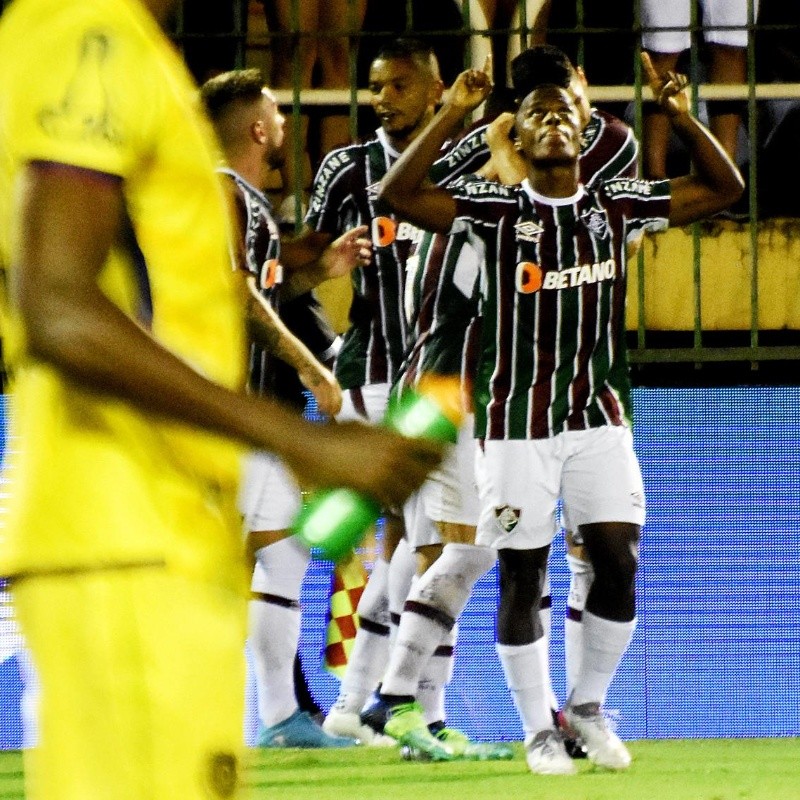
[407,544,494,621]
[355,562,391,628]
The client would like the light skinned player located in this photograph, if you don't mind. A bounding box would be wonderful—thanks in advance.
[200,67,357,749]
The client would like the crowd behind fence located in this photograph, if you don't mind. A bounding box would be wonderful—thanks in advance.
[2,0,798,376]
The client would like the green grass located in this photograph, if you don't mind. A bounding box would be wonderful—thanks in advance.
[1,739,799,799]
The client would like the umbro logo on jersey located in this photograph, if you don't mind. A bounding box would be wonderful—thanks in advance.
[495,505,521,533]
[514,221,545,243]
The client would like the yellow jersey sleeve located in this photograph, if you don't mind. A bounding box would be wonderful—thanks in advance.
[4,11,159,179]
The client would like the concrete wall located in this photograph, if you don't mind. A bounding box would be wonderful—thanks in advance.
[317,219,800,335]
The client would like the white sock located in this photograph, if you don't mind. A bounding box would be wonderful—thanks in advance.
[249,538,309,728]
[564,553,594,696]
[570,611,636,707]
[248,599,301,727]
[381,544,494,698]
[496,639,553,738]
[380,603,445,698]
[332,558,391,713]
[417,625,456,725]
[538,569,558,711]
[387,537,416,649]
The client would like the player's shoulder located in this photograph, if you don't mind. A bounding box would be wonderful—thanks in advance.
[449,173,517,200]
[316,140,364,172]
[599,176,668,201]
[584,108,634,147]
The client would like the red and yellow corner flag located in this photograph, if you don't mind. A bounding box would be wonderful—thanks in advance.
[324,552,368,677]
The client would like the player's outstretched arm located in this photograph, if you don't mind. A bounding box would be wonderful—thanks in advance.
[281,225,372,299]
[12,163,438,506]
[641,53,744,226]
[379,58,493,233]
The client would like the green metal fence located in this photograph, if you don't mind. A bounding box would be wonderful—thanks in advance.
[2,0,798,375]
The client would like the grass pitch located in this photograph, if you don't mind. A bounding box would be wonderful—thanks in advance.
[1,738,798,799]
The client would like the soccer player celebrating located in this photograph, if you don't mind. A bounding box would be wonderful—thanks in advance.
[200,68,364,749]
[370,45,642,761]
[306,39,473,749]
[378,55,743,773]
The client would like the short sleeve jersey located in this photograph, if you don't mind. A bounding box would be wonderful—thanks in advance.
[396,109,639,403]
[449,175,670,441]
[305,127,454,390]
[220,167,284,397]
[0,0,246,575]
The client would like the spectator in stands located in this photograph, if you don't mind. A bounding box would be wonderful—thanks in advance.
[261,0,367,224]
[641,0,759,179]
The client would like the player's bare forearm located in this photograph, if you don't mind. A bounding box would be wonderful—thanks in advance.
[281,226,370,298]
[380,62,493,231]
[640,51,744,225]
[667,112,744,225]
[245,282,316,374]
[11,163,437,506]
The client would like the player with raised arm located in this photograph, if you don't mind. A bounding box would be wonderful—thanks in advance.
[306,39,472,747]
[364,45,643,761]
[378,54,742,773]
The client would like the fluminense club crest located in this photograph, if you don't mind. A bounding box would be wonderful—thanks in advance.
[580,207,609,238]
[495,505,521,532]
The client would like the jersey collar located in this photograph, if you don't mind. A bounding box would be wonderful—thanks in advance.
[521,178,586,207]
[376,127,402,160]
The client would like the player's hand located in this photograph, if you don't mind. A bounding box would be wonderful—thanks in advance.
[485,112,516,150]
[318,225,372,280]
[641,51,690,118]
[298,362,342,417]
[286,421,444,508]
[483,112,527,185]
[447,55,493,112]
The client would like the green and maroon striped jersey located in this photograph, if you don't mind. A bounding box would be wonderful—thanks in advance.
[396,109,639,409]
[448,175,670,440]
[305,128,456,390]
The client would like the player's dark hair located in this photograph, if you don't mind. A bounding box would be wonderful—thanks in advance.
[373,38,440,79]
[511,45,574,101]
[200,69,266,122]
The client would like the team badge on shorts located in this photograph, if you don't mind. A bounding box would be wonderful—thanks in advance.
[206,751,238,798]
[495,505,521,532]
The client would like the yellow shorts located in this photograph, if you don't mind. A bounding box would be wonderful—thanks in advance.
[14,564,247,800]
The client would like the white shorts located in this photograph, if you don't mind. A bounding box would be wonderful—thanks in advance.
[421,413,480,527]
[641,0,758,52]
[238,451,301,532]
[336,383,391,424]
[474,426,645,551]
[403,489,441,549]
[403,414,481,549]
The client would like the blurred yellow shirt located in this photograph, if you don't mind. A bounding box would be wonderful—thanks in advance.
[0,0,247,580]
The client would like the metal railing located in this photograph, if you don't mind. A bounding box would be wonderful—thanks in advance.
[2,0,797,374]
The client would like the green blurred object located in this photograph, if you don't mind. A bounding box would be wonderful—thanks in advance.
[293,383,461,561]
